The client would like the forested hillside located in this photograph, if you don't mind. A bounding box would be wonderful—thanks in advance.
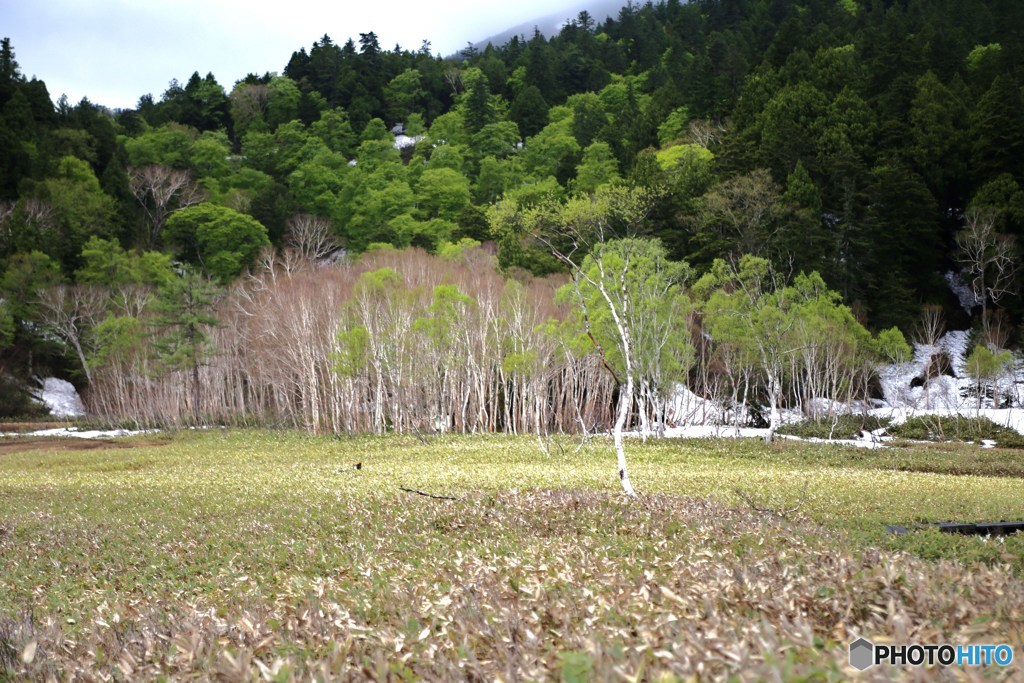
[1,0,1022,425]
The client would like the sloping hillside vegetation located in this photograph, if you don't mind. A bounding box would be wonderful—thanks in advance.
[1,0,1022,425]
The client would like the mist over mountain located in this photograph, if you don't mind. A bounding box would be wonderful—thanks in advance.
[466,0,632,53]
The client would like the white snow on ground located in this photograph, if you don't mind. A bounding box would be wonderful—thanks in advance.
[0,427,154,439]
[872,330,1024,424]
[651,330,1024,444]
[394,134,425,150]
[32,377,86,418]
[3,376,153,439]
[628,425,891,449]
[944,271,980,313]
[664,385,725,425]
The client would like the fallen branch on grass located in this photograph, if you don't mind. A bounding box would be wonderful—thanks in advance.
[399,486,460,501]
[537,432,566,458]
[734,482,808,519]
[574,422,602,453]
[411,426,433,445]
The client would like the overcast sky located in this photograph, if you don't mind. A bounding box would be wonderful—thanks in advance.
[3,0,581,110]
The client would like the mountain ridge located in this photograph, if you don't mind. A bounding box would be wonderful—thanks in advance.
[462,0,633,54]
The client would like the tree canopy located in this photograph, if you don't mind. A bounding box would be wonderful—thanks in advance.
[2,0,1024,416]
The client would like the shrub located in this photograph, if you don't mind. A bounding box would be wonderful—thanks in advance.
[0,375,48,419]
[889,415,1024,448]
[777,414,891,440]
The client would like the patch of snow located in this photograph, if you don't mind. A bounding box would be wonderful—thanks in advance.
[0,427,154,438]
[664,385,724,425]
[658,425,770,440]
[630,425,891,449]
[394,134,424,150]
[945,271,979,313]
[867,406,1024,434]
[648,329,1024,444]
[32,378,86,418]
[877,330,976,411]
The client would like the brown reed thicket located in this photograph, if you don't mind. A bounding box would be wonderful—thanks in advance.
[82,246,617,433]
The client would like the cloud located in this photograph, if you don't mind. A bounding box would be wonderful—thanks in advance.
[6,0,578,109]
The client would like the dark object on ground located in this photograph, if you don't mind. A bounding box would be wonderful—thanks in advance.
[910,351,956,389]
[399,486,459,501]
[888,520,1024,536]
[355,461,362,470]
[866,373,885,401]
[0,437,167,455]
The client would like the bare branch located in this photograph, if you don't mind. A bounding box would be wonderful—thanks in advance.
[129,165,205,247]
[36,285,108,385]
[734,482,809,519]
[0,200,14,251]
[913,304,945,348]
[955,209,1019,318]
[443,68,463,97]
[285,214,342,262]
[399,487,460,501]
[686,118,726,148]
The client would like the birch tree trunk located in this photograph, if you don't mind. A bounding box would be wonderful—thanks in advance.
[613,370,637,496]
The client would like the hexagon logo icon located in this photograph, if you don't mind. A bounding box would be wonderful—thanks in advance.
[849,637,875,671]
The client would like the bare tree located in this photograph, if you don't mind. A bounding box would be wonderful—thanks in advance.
[956,209,1018,323]
[229,83,270,134]
[129,165,205,247]
[285,215,342,262]
[913,304,945,349]
[17,198,58,242]
[686,119,727,148]
[698,169,783,257]
[443,68,463,97]
[982,309,1012,351]
[81,246,621,438]
[0,200,14,250]
[37,285,108,384]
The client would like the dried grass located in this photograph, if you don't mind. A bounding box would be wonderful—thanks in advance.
[2,491,1022,680]
[1,432,1022,680]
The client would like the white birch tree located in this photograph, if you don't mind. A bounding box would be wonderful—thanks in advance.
[524,186,690,497]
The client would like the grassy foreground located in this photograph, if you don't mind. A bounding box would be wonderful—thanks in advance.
[1,430,1023,681]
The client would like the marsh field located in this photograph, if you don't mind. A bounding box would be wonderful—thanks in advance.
[1,430,1023,681]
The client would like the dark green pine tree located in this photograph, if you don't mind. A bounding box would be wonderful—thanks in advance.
[778,161,832,278]
[524,30,559,104]
[100,145,136,247]
[969,74,1024,184]
[461,69,494,135]
[509,85,548,139]
[908,71,968,202]
[151,266,219,422]
[861,162,942,328]
[0,37,22,107]
[181,72,229,132]
[0,37,31,198]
